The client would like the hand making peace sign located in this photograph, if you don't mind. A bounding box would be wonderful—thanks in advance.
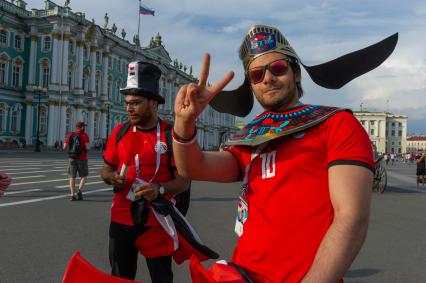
[174,53,234,125]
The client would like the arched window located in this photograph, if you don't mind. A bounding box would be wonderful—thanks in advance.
[12,58,23,89]
[0,53,10,86]
[10,104,22,133]
[14,34,22,50]
[39,58,50,88]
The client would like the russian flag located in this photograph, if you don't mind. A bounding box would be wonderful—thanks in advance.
[140,3,155,16]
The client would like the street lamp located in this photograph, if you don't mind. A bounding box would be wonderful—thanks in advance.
[106,102,111,142]
[33,86,47,152]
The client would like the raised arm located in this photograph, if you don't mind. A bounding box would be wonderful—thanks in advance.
[173,53,239,182]
[301,165,373,283]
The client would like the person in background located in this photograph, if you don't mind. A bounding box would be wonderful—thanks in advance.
[64,121,90,201]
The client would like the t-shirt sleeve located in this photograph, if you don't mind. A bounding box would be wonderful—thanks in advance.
[103,126,120,168]
[222,144,245,181]
[82,133,90,144]
[323,111,375,172]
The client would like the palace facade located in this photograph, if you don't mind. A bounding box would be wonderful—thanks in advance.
[0,0,235,149]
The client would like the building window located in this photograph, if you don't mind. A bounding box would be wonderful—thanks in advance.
[370,120,375,125]
[0,61,7,85]
[108,57,112,69]
[43,36,51,51]
[68,71,73,90]
[83,75,89,92]
[0,30,8,46]
[83,45,89,59]
[42,66,49,88]
[40,106,48,135]
[10,107,18,132]
[96,52,101,64]
[391,122,395,127]
[117,59,122,72]
[95,78,100,96]
[391,130,395,136]
[69,40,74,54]
[360,120,365,125]
[14,34,22,50]
[370,129,375,136]
[12,64,21,88]
[398,122,402,127]
[107,80,112,99]
[115,81,121,103]
[398,130,402,137]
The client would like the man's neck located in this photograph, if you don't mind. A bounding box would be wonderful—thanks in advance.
[136,115,159,130]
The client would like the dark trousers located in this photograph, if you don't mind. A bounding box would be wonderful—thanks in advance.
[109,222,173,283]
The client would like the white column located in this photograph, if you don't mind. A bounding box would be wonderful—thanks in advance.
[87,108,95,142]
[28,32,37,86]
[101,50,109,97]
[61,35,70,87]
[59,102,67,143]
[51,33,60,84]
[90,45,97,95]
[76,40,84,90]
[25,102,34,144]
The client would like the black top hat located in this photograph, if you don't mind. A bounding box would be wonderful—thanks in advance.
[120,61,165,104]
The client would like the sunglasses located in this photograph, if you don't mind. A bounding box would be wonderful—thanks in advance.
[247,58,297,84]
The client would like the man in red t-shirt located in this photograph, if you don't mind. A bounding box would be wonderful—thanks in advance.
[64,121,90,201]
[100,61,190,282]
[171,24,395,282]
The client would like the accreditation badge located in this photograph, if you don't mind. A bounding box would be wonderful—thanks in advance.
[234,196,249,237]
[127,178,148,202]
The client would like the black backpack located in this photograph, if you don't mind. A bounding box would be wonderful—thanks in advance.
[116,121,191,216]
[67,132,81,159]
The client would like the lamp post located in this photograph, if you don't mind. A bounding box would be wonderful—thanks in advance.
[33,86,46,152]
[106,102,111,141]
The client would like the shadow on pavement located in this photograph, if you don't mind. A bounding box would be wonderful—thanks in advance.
[383,185,424,194]
[345,268,381,278]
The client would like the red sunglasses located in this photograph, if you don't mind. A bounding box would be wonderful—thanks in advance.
[247,58,297,84]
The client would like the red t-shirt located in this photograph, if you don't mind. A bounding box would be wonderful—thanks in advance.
[65,130,90,160]
[103,119,175,226]
[225,111,374,283]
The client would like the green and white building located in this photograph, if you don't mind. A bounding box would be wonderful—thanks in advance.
[0,0,235,149]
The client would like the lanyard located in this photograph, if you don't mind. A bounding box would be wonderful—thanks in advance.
[135,122,161,183]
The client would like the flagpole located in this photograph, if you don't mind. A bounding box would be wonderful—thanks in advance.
[138,0,141,44]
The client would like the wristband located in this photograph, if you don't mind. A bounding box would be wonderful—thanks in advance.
[172,126,197,144]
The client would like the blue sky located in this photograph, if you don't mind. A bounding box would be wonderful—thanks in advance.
[25,0,426,133]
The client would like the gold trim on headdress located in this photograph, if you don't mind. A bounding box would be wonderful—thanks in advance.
[240,25,299,70]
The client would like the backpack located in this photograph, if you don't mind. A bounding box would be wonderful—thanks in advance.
[67,132,81,159]
[116,121,191,216]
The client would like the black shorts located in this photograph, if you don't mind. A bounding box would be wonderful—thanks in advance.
[416,166,425,176]
[68,159,89,178]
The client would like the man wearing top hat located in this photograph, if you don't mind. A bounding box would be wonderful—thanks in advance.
[100,61,190,282]
[172,25,398,282]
